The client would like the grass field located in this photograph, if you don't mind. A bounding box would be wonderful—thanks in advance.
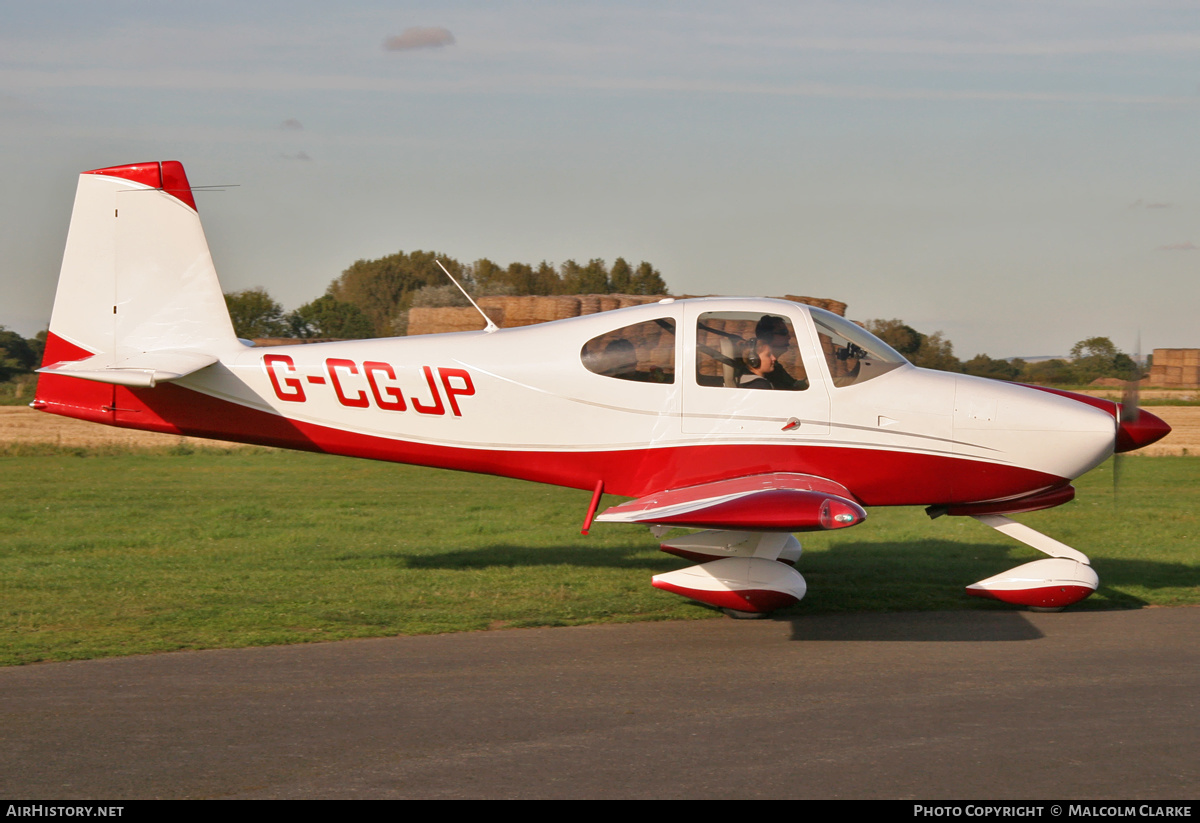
[0,447,1196,666]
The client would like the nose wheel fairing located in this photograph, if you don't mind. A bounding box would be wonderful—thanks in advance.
[963,514,1098,609]
[966,558,1099,610]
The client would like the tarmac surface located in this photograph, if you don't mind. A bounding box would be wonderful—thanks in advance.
[1,607,1196,799]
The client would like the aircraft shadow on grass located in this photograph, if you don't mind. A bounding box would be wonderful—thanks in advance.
[358,535,1197,636]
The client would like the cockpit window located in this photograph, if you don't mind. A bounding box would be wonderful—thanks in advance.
[810,308,908,387]
[581,319,675,383]
[695,311,809,391]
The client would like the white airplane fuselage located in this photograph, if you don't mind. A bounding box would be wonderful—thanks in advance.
[40,297,1116,508]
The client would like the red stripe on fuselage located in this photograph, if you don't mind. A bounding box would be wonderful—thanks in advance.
[33,360,1067,506]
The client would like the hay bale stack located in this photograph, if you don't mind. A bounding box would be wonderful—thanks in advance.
[541,296,582,322]
[780,295,848,316]
[1149,349,1200,388]
[477,296,557,327]
[406,292,847,335]
[408,306,505,336]
[615,295,662,309]
[577,295,603,315]
[676,294,847,317]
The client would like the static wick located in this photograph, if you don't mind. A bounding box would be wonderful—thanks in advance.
[436,259,497,333]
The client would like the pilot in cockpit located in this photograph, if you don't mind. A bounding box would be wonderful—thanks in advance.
[755,315,809,391]
[738,337,777,390]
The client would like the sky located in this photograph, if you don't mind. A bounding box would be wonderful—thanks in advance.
[1,0,1196,359]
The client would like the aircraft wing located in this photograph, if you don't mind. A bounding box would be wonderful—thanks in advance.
[595,472,866,532]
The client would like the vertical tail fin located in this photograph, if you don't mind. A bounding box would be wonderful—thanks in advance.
[36,162,239,415]
[38,161,238,388]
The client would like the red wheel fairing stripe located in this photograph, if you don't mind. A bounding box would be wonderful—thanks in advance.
[965,584,1094,609]
[651,580,800,613]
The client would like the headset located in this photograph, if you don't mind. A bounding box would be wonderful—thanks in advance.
[742,337,763,370]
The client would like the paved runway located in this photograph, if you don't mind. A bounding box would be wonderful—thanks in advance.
[1,608,1196,799]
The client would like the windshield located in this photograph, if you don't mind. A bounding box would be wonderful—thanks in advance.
[809,307,908,387]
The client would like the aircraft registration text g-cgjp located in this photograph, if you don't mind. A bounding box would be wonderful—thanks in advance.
[263,354,476,417]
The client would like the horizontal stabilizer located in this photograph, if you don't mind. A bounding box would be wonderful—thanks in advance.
[38,349,218,388]
[596,472,866,532]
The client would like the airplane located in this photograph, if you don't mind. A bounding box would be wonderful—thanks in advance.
[33,161,1172,618]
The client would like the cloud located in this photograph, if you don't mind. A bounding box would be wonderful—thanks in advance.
[280,118,303,131]
[1158,242,1197,251]
[383,27,455,52]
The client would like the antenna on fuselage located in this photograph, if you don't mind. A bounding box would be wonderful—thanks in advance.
[436,259,498,333]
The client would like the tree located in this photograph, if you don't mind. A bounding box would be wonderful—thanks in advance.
[320,249,672,335]
[1070,337,1119,361]
[289,295,375,340]
[1069,336,1132,383]
[503,262,537,295]
[472,258,506,292]
[559,259,584,294]
[29,330,46,366]
[326,251,461,336]
[864,319,923,357]
[865,319,962,373]
[1022,358,1076,385]
[578,258,610,294]
[962,353,1019,381]
[224,288,290,339]
[0,326,37,382]
[909,331,962,373]
[531,261,562,295]
[610,257,633,293]
[630,261,667,295]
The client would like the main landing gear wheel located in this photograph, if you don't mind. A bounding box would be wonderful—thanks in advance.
[721,607,772,620]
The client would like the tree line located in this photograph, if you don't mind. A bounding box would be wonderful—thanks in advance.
[866,319,1142,385]
[224,251,669,339]
[0,247,1143,403]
